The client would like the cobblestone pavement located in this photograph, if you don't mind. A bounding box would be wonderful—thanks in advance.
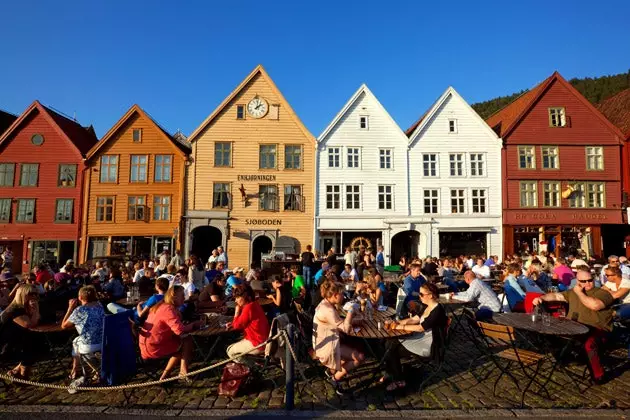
[0,324,629,412]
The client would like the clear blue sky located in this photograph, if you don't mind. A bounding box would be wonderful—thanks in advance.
[1,0,629,137]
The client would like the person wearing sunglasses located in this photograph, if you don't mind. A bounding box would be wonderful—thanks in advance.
[532,268,614,383]
[602,266,630,320]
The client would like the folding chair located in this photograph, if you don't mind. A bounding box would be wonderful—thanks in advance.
[476,321,550,407]
[241,314,289,388]
[416,318,453,391]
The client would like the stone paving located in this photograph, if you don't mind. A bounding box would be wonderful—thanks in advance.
[1,323,629,412]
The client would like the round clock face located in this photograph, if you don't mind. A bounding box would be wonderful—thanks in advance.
[247,97,268,119]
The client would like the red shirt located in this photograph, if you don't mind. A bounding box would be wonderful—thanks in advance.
[36,270,53,284]
[139,303,186,360]
[232,301,270,347]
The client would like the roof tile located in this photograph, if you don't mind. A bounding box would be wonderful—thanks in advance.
[596,88,630,138]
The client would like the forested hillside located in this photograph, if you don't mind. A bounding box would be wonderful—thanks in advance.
[473,70,630,119]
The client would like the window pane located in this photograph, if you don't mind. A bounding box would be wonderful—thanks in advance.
[0,164,14,187]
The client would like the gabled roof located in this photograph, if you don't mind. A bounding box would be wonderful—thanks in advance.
[597,88,630,139]
[406,86,500,147]
[187,64,314,144]
[0,100,97,156]
[485,71,626,141]
[0,110,17,135]
[317,83,407,143]
[87,104,191,160]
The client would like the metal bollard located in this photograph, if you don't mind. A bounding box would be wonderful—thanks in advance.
[285,323,295,410]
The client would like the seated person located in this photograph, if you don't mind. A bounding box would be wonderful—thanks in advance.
[313,281,364,395]
[366,273,384,308]
[102,268,125,300]
[137,267,155,297]
[267,275,290,317]
[454,270,501,320]
[139,285,203,380]
[158,264,176,286]
[225,285,270,360]
[107,277,169,324]
[61,286,105,382]
[471,258,491,279]
[225,267,245,298]
[245,263,260,284]
[35,264,53,285]
[204,262,220,286]
[340,264,358,282]
[314,262,330,286]
[382,283,448,391]
[197,273,227,311]
[503,263,526,311]
[533,269,614,383]
[441,259,465,292]
[0,284,40,379]
[180,267,197,301]
[601,266,630,320]
[398,263,425,318]
[528,262,552,291]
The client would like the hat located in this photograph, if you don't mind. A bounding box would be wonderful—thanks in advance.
[66,259,75,265]
[233,266,244,273]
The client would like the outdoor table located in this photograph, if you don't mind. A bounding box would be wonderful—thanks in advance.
[189,314,234,363]
[438,297,476,333]
[30,322,75,380]
[345,314,413,365]
[225,297,273,309]
[116,296,141,308]
[339,306,396,321]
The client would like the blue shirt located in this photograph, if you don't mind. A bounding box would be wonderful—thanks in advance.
[205,269,220,284]
[225,275,242,297]
[376,252,385,267]
[484,258,494,267]
[314,268,326,285]
[103,278,125,299]
[134,294,164,322]
[503,274,525,309]
[403,274,426,305]
[68,303,105,348]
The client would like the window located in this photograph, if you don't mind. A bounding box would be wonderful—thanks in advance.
[327,147,340,168]
[132,129,142,142]
[346,185,361,210]
[520,181,537,207]
[100,155,118,183]
[31,134,44,146]
[55,199,73,223]
[128,196,146,221]
[448,119,457,133]
[259,185,279,211]
[0,163,15,187]
[284,185,303,211]
[549,107,566,127]
[213,183,230,209]
[543,181,560,207]
[16,199,35,223]
[378,185,393,210]
[259,145,277,169]
[470,153,485,176]
[154,155,172,182]
[518,146,535,169]
[450,189,465,214]
[153,196,171,221]
[20,164,38,186]
[326,185,341,209]
[214,142,232,167]
[422,154,438,177]
[284,145,302,169]
[359,116,369,130]
[379,149,392,169]
[0,199,11,222]
[423,189,439,214]
[58,164,77,187]
[449,153,464,177]
[586,146,603,170]
[96,197,114,222]
[471,189,487,213]
[347,147,360,168]
[236,105,245,120]
[541,146,559,169]
[587,182,605,208]
[130,155,148,182]
[569,182,586,208]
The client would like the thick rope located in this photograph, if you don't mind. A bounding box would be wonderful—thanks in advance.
[0,332,282,391]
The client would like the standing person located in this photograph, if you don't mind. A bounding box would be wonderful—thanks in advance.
[216,246,227,266]
[188,255,206,292]
[326,248,337,272]
[301,245,315,288]
[2,247,13,271]
[156,250,169,277]
[170,250,184,268]
[375,246,385,276]
[207,249,219,264]
[225,285,270,360]
[344,247,356,269]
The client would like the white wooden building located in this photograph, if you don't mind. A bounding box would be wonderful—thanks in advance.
[315,84,412,264]
[407,87,503,258]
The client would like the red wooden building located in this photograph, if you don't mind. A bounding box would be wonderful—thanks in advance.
[486,72,626,259]
[0,101,97,273]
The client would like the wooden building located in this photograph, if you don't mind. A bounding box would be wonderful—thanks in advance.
[80,105,190,262]
[185,65,316,267]
[0,101,97,273]
[486,72,626,259]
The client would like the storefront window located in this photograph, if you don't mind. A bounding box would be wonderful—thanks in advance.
[111,236,131,256]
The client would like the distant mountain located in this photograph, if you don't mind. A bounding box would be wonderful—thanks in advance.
[472,70,630,120]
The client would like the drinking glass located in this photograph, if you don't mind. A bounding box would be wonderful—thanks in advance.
[542,313,551,327]
[557,307,566,318]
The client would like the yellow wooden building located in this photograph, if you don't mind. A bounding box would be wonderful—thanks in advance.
[80,105,190,262]
[185,65,316,267]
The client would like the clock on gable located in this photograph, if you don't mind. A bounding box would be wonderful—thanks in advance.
[247,96,269,119]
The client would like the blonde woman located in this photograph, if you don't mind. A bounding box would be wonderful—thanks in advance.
[0,284,40,379]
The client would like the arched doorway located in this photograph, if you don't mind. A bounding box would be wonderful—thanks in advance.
[251,235,273,267]
[391,230,420,265]
[191,226,222,264]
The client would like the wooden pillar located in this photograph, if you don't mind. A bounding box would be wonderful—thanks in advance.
[503,225,514,258]
[591,225,602,258]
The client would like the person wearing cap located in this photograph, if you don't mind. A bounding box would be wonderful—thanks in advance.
[59,259,75,274]
[225,267,244,298]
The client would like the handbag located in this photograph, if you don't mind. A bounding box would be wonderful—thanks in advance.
[218,362,250,397]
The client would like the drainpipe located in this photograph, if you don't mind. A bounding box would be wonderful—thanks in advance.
[78,159,91,263]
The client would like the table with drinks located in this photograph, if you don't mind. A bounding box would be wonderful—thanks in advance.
[189,313,235,363]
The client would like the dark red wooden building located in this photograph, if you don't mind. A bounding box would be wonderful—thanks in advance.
[0,101,97,273]
[486,72,626,259]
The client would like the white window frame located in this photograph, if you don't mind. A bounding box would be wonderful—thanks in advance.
[520,181,538,208]
[470,153,486,177]
[518,146,536,169]
[448,119,458,133]
[325,185,341,210]
[378,185,393,210]
[422,153,438,177]
[379,148,393,170]
[585,146,604,171]
[569,182,586,208]
[345,184,361,210]
[347,147,361,169]
[359,115,369,130]
[541,146,559,170]
[449,153,465,177]
[450,189,466,214]
[542,181,560,208]
[471,189,487,214]
[423,189,439,214]
[549,107,566,127]
[327,147,341,168]
[586,182,605,208]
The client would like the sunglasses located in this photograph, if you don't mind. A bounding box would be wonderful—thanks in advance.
[577,279,594,284]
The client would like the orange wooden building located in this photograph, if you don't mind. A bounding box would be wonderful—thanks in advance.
[79,105,190,262]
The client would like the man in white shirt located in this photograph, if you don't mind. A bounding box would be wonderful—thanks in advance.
[340,264,358,282]
[170,250,184,268]
[208,249,219,264]
[472,258,490,279]
[569,254,588,271]
[344,247,356,268]
[217,246,227,266]
[602,266,630,321]
[59,259,75,274]
[619,256,630,279]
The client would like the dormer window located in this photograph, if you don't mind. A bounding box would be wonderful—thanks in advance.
[549,107,566,127]
[359,116,369,130]
[448,119,457,133]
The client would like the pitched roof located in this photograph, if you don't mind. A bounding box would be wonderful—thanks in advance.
[485,71,625,141]
[317,83,407,143]
[87,104,191,160]
[0,101,98,156]
[0,110,17,135]
[404,111,428,137]
[596,88,630,138]
[187,64,314,144]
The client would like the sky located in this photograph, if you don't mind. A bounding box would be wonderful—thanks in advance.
[1,0,629,137]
